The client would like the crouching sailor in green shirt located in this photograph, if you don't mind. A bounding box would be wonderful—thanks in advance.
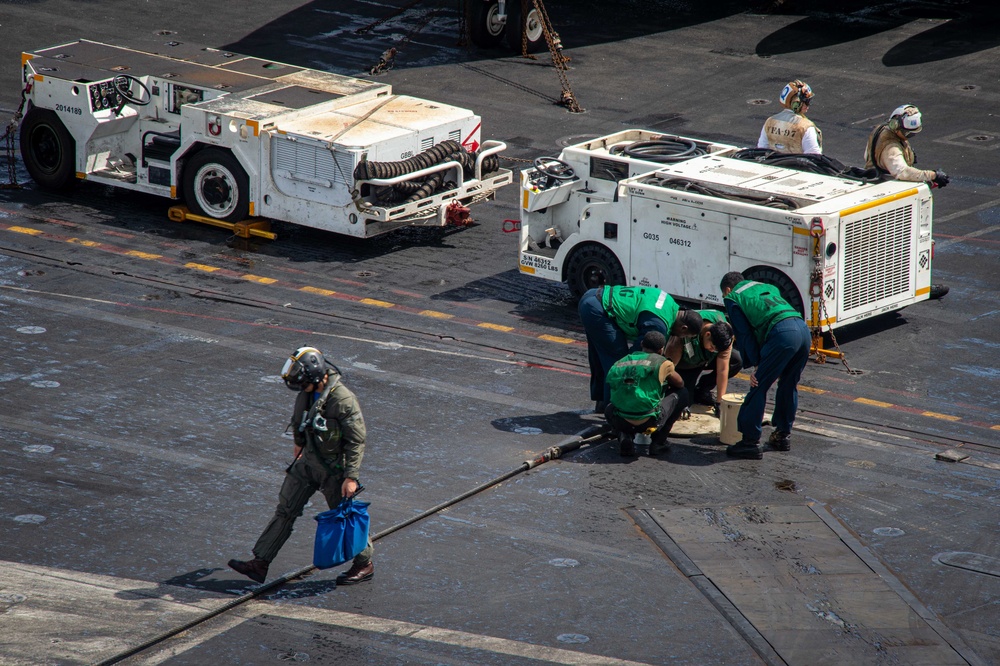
[604,331,689,457]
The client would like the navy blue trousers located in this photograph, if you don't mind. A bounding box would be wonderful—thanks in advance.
[579,288,629,403]
[737,317,811,443]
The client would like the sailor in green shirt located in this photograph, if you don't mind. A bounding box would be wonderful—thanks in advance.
[720,272,811,459]
[604,331,689,457]
[579,285,704,412]
[665,310,742,414]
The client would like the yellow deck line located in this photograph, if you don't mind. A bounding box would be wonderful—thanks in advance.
[479,322,514,332]
[419,310,454,319]
[922,411,961,422]
[242,274,277,284]
[8,226,42,235]
[538,334,575,344]
[125,250,162,259]
[184,262,220,272]
[300,286,337,296]
[360,298,394,308]
[855,397,893,408]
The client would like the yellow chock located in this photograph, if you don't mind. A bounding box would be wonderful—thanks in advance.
[167,205,277,240]
[810,329,844,363]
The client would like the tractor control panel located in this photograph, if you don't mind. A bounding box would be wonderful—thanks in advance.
[89,80,123,113]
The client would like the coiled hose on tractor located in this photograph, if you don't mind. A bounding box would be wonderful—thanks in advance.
[610,137,708,164]
[353,139,501,204]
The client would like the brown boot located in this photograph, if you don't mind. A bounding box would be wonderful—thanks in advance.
[336,560,374,585]
[228,557,269,583]
[768,430,791,451]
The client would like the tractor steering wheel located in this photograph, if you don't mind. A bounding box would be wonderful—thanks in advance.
[533,157,576,181]
[113,74,152,107]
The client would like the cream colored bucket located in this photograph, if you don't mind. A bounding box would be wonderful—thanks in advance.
[718,393,745,445]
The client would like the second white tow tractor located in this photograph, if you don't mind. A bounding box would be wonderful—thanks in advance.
[518,130,934,339]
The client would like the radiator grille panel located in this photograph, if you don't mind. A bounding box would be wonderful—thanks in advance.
[273,137,353,184]
[842,204,913,311]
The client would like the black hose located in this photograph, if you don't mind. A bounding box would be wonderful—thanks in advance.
[354,140,462,181]
[640,176,799,210]
[610,138,707,164]
[731,148,884,184]
[354,140,501,205]
[92,424,610,666]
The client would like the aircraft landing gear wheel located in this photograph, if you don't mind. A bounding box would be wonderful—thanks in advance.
[744,266,805,317]
[566,244,626,301]
[507,0,545,53]
[469,0,506,48]
[19,108,77,191]
[182,149,250,223]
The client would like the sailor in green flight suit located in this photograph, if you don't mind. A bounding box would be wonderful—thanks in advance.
[604,330,688,457]
[228,347,375,585]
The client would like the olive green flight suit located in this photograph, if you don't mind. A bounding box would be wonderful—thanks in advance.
[252,372,373,565]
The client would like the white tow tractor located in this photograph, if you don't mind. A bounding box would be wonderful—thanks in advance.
[518,130,934,341]
[17,40,511,238]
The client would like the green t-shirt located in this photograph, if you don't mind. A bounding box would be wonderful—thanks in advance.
[606,351,668,419]
[601,286,679,339]
[724,280,801,346]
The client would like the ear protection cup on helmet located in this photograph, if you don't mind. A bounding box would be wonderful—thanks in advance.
[780,79,812,113]
[888,105,921,135]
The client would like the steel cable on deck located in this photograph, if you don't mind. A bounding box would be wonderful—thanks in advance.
[92,424,610,666]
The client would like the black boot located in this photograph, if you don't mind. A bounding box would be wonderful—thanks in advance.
[768,430,791,451]
[726,439,763,460]
[618,433,637,457]
[228,557,269,583]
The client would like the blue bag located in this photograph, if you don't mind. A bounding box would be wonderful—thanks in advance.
[313,498,371,569]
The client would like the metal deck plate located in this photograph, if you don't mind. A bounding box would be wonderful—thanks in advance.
[670,404,720,438]
[634,504,976,665]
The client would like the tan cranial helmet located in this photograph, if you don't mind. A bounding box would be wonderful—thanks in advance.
[779,80,814,113]
[889,104,922,136]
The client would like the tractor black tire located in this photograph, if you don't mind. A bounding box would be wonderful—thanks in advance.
[566,244,626,301]
[744,266,805,317]
[506,0,546,54]
[469,0,507,48]
[182,148,250,223]
[19,108,77,191]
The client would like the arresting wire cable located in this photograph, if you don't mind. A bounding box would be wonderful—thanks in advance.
[92,424,610,666]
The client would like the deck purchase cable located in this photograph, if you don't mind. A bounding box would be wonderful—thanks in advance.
[93,424,609,666]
